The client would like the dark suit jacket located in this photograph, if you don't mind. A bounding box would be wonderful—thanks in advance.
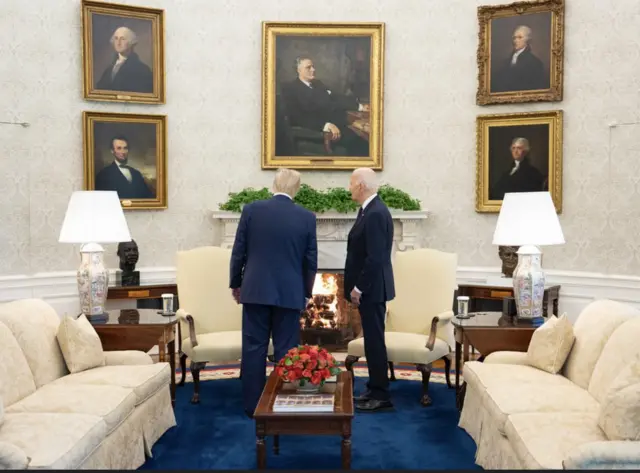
[229,195,318,311]
[490,158,545,200]
[281,78,357,131]
[95,162,154,199]
[344,196,395,304]
[491,47,548,93]
[96,52,153,94]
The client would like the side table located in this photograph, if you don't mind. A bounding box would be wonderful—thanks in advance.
[91,309,178,407]
[456,283,560,316]
[452,312,536,410]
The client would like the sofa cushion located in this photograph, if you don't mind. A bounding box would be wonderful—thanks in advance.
[526,313,575,374]
[598,357,640,440]
[563,300,639,390]
[0,412,107,469]
[348,332,449,364]
[482,379,600,435]
[589,316,640,403]
[0,322,36,407]
[0,441,30,469]
[462,360,568,392]
[50,363,170,406]
[505,412,607,469]
[0,299,69,388]
[6,384,136,435]
[57,314,106,374]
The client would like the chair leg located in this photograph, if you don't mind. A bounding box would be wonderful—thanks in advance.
[443,354,453,388]
[345,355,359,391]
[267,354,275,363]
[190,361,207,404]
[388,361,396,381]
[178,353,188,386]
[416,363,433,407]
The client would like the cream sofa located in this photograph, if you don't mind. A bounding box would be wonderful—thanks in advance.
[0,299,176,469]
[458,299,640,469]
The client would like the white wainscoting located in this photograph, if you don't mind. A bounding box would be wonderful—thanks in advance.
[2,267,640,324]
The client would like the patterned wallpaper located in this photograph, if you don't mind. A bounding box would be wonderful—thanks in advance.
[1,0,639,276]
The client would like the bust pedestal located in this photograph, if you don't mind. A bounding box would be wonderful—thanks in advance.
[115,270,140,287]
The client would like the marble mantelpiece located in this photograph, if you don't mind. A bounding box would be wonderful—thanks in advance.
[211,209,429,270]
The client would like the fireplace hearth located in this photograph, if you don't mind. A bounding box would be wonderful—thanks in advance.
[300,272,361,351]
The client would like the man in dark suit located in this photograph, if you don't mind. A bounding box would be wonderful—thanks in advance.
[490,137,545,200]
[280,56,369,157]
[344,168,395,412]
[491,25,548,93]
[230,168,318,418]
[95,136,154,199]
[96,26,153,94]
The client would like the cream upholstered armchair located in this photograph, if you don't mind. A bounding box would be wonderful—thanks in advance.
[345,248,457,406]
[175,246,273,404]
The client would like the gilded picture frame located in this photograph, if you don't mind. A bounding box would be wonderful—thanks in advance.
[476,110,563,213]
[83,111,168,210]
[476,0,564,105]
[81,0,165,104]
[261,22,385,170]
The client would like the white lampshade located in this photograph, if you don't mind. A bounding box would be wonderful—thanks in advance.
[59,191,132,244]
[492,192,565,246]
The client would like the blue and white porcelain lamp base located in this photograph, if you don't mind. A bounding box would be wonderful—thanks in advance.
[512,244,545,328]
[77,242,109,323]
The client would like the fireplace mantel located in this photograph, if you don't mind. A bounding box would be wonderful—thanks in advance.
[211,209,429,269]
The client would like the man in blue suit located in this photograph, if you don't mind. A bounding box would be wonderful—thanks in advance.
[344,168,395,412]
[229,168,318,418]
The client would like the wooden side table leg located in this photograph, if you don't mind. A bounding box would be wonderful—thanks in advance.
[168,338,176,407]
[158,339,166,363]
[341,435,351,469]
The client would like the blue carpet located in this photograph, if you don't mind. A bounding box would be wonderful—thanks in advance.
[140,375,479,470]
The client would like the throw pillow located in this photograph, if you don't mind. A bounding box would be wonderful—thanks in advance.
[56,314,105,374]
[526,313,575,374]
[598,358,640,440]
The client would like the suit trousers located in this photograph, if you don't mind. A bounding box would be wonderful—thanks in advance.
[241,303,301,415]
[359,301,390,401]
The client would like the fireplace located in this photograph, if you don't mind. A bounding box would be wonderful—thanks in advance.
[300,272,361,351]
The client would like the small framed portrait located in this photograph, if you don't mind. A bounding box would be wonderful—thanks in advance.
[476,0,564,105]
[475,110,563,213]
[81,0,165,104]
[83,111,167,210]
[261,22,385,170]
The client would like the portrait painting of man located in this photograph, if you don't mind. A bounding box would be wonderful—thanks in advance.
[476,110,563,213]
[262,22,385,170]
[476,0,564,105]
[82,1,165,104]
[83,111,167,210]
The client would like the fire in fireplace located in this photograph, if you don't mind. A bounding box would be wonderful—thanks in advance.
[300,272,361,351]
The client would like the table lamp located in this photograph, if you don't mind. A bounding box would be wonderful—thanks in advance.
[59,191,132,322]
[492,192,564,326]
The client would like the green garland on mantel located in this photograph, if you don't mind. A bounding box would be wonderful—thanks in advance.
[219,184,421,214]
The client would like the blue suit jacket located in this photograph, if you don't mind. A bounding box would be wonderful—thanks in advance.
[344,195,395,304]
[229,195,318,311]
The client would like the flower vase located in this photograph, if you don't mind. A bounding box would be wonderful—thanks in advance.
[292,379,321,394]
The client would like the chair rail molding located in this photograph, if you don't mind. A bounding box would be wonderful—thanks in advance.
[2,266,640,324]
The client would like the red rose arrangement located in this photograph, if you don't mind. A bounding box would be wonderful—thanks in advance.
[275,344,341,387]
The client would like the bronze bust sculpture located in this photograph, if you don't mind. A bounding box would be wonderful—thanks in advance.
[498,246,519,278]
[116,239,140,286]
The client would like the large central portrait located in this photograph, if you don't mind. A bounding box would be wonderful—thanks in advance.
[261,22,385,170]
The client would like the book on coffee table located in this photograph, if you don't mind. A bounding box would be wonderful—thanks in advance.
[273,393,335,412]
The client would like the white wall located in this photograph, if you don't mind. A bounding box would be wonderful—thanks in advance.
[2,0,640,307]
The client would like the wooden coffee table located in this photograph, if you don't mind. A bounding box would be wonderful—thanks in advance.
[254,370,354,469]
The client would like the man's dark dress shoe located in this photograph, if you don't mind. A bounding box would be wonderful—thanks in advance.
[354,392,372,402]
[355,399,394,412]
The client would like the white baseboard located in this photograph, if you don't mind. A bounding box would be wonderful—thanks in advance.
[1,266,640,324]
